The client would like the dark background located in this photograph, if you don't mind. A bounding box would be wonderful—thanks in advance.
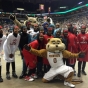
[0,0,87,13]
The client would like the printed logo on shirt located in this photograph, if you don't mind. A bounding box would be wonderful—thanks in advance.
[53,58,57,63]
[49,54,60,57]
[81,36,86,42]
[10,39,17,45]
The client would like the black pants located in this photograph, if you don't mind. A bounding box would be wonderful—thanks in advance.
[78,61,86,72]
[27,68,36,76]
[0,66,1,77]
[44,64,51,73]
[20,51,27,75]
[63,58,69,66]
[68,64,75,69]
[22,58,27,74]
[37,57,43,75]
[6,62,15,73]
[37,62,43,73]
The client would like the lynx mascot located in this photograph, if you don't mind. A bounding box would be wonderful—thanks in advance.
[9,15,54,28]
[23,38,85,88]
[9,15,39,28]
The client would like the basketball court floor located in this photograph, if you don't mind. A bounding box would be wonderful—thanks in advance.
[0,50,88,88]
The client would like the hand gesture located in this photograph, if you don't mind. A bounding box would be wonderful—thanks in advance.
[9,54,14,58]
[79,52,85,58]
[24,44,31,51]
[9,14,16,21]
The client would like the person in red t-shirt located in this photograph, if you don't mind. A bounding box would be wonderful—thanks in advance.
[77,25,88,77]
[67,24,78,74]
[22,33,44,81]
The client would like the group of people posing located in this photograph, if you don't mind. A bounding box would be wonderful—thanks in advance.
[0,18,88,84]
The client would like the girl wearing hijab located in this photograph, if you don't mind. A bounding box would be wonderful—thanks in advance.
[3,26,20,80]
[22,33,44,81]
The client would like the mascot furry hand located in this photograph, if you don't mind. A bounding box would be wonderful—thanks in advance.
[9,15,15,21]
[24,38,85,88]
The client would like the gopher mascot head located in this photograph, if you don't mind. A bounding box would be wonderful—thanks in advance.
[46,38,65,52]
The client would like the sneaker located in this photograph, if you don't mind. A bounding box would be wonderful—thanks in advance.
[19,73,27,79]
[24,76,34,81]
[31,74,38,79]
[0,77,3,82]
[12,72,18,78]
[24,76,29,81]
[6,72,11,80]
[37,72,44,78]
[64,81,75,87]
[82,71,87,75]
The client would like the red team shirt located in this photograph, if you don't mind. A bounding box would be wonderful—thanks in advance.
[77,33,88,62]
[67,32,78,65]
[22,40,44,69]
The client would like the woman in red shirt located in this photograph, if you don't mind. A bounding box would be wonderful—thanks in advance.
[77,25,88,77]
[22,33,44,81]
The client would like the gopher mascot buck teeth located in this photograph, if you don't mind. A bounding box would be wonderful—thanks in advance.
[24,38,85,88]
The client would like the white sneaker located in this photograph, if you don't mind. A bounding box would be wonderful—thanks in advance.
[24,76,34,81]
[64,81,75,87]
[31,74,38,79]
[28,76,34,81]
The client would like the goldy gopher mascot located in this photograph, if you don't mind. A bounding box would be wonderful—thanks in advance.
[24,38,84,88]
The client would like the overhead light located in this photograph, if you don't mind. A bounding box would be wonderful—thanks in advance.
[17,8,24,11]
[39,4,44,10]
[78,2,83,4]
[60,6,67,9]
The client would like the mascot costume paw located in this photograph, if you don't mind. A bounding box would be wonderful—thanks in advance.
[23,38,84,88]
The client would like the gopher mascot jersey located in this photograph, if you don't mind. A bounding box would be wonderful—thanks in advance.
[47,52,63,68]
